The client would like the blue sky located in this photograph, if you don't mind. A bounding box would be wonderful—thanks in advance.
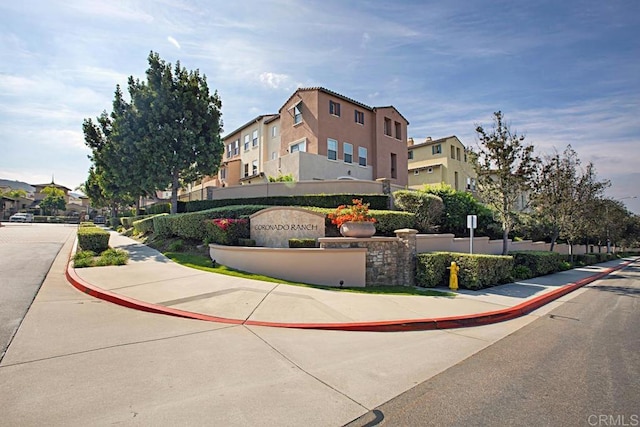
[1,0,639,212]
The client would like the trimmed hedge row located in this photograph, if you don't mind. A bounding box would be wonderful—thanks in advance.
[77,227,110,253]
[203,218,250,245]
[133,214,168,235]
[510,251,564,278]
[153,205,269,241]
[178,194,390,213]
[417,252,514,290]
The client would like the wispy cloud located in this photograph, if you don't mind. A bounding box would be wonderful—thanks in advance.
[167,36,181,49]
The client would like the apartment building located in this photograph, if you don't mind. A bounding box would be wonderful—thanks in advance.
[407,135,477,192]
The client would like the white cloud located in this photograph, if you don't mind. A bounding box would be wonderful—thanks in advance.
[361,32,371,49]
[167,36,181,49]
[259,72,291,89]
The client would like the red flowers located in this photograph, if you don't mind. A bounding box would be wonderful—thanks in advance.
[208,218,247,231]
[328,199,376,228]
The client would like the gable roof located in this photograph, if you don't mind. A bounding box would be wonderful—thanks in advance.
[408,135,465,150]
[223,114,278,140]
[279,87,375,113]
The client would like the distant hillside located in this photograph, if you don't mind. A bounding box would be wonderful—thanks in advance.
[0,179,34,193]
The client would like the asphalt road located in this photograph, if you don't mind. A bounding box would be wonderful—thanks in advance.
[0,224,76,362]
[347,261,640,427]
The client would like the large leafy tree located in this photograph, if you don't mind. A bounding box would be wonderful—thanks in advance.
[126,51,223,214]
[40,186,66,216]
[473,111,540,254]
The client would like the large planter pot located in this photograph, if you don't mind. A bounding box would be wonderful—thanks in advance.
[339,221,376,238]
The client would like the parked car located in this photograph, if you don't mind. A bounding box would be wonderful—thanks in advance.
[9,213,34,222]
[93,215,106,224]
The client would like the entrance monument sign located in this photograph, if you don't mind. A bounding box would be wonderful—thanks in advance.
[250,207,326,248]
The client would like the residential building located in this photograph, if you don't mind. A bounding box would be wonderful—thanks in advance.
[262,87,409,186]
[32,181,72,204]
[407,135,477,192]
[184,87,410,198]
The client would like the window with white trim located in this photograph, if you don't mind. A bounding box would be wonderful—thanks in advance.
[252,130,258,147]
[233,139,239,156]
[244,135,250,151]
[432,144,441,155]
[293,103,302,124]
[329,100,341,116]
[327,138,337,160]
[227,143,232,158]
[344,142,353,164]
[252,160,258,175]
[220,168,226,179]
[271,151,277,160]
[243,163,249,177]
[290,140,306,153]
[358,146,367,167]
[271,125,277,137]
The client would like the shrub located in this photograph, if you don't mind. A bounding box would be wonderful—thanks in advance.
[416,252,452,287]
[512,265,533,281]
[146,203,171,215]
[451,253,514,290]
[203,218,250,245]
[575,254,598,266]
[393,190,444,232]
[73,248,128,268]
[79,222,96,227]
[167,239,184,252]
[133,213,167,235]
[154,205,268,240]
[370,210,416,235]
[289,238,317,248]
[77,227,110,253]
[237,238,256,247]
[510,251,564,277]
[328,199,376,228]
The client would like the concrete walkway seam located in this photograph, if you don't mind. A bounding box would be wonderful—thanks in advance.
[65,254,634,332]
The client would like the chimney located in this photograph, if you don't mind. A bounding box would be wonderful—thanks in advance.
[425,137,432,143]
[407,137,414,147]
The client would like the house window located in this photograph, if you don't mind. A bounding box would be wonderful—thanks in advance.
[293,103,302,124]
[358,147,367,167]
[234,139,239,156]
[384,117,392,136]
[456,147,461,161]
[344,142,353,164]
[391,153,397,178]
[408,151,413,160]
[290,140,306,153]
[252,130,258,147]
[327,138,337,160]
[271,125,277,137]
[451,145,455,159]
[220,168,226,180]
[329,100,341,117]
[394,121,401,140]
[454,171,459,190]
[252,160,258,175]
[227,143,232,158]
[354,110,364,125]
[271,151,277,160]
[244,163,249,177]
[244,135,250,151]
[432,144,441,155]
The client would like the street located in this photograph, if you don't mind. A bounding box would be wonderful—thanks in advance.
[0,223,77,362]
[347,262,640,426]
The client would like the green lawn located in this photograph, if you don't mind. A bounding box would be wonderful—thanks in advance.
[164,252,455,297]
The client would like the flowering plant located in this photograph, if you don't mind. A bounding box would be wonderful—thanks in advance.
[328,199,376,228]
[208,218,247,231]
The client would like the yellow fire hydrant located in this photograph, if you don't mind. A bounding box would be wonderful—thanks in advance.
[447,261,459,291]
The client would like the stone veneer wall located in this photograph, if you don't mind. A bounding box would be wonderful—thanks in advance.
[319,229,418,287]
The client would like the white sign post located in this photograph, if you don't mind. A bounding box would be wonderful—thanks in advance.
[467,214,477,254]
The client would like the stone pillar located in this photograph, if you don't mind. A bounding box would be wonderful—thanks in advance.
[395,228,418,287]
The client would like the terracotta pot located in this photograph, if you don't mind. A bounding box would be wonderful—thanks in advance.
[339,221,376,238]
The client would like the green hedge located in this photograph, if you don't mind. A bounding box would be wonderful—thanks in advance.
[120,214,153,229]
[77,227,110,253]
[154,205,269,240]
[178,194,390,213]
[289,238,317,248]
[203,218,250,245]
[510,251,564,278]
[79,222,96,228]
[416,252,513,290]
[146,203,171,215]
[133,214,167,235]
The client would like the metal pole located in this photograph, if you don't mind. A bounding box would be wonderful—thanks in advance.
[470,226,474,254]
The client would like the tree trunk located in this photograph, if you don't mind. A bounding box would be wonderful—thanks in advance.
[502,227,509,255]
[170,170,179,215]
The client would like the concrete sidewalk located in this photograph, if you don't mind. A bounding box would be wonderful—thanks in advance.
[68,231,636,331]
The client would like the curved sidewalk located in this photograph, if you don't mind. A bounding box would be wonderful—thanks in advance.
[67,232,636,332]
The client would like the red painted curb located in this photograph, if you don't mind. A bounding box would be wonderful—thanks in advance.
[65,257,634,332]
